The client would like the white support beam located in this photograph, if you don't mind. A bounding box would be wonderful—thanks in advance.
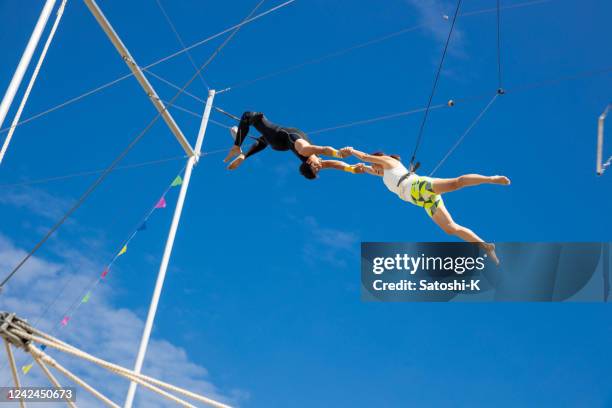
[0,0,57,149]
[597,104,610,176]
[82,0,195,157]
[0,0,68,165]
[124,90,215,408]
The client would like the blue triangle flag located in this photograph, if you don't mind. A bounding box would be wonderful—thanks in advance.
[137,222,147,231]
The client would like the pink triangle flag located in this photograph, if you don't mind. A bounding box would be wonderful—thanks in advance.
[155,196,167,209]
[101,267,109,279]
[61,316,70,327]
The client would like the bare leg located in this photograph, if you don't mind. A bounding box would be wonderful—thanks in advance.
[431,204,500,265]
[431,174,510,195]
[227,137,268,170]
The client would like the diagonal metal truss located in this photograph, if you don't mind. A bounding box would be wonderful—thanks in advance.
[82,0,195,157]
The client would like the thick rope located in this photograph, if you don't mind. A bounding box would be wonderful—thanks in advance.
[113,368,198,408]
[31,353,78,408]
[409,0,462,168]
[429,94,498,176]
[18,331,231,408]
[0,0,68,165]
[0,0,296,137]
[3,340,25,408]
[28,345,120,408]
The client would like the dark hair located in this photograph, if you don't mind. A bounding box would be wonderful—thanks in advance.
[371,151,401,161]
[299,162,318,180]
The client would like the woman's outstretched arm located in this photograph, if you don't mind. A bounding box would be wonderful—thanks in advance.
[320,160,370,174]
[360,164,383,176]
[343,147,389,166]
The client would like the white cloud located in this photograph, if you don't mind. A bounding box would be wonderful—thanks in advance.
[0,187,72,221]
[301,217,359,268]
[0,233,243,407]
[406,0,466,54]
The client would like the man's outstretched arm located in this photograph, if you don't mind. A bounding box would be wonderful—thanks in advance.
[294,140,349,158]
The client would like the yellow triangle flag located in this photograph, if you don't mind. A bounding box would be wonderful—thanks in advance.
[118,245,127,257]
[22,364,33,374]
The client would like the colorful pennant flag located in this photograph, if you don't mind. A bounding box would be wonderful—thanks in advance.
[48,168,184,352]
[22,364,32,374]
[155,196,167,209]
[171,176,183,187]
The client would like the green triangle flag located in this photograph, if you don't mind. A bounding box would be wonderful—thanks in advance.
[82,291,91,303]
[171,176,183,187]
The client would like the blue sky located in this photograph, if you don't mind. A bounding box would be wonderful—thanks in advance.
[0,0,611,406]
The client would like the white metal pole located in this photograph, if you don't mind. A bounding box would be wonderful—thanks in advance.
[0,0,67,165]
[597,105,609,176]
[124,90,215,408]
[0,0,57,137]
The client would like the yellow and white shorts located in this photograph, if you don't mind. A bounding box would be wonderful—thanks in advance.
[406,175,444,217]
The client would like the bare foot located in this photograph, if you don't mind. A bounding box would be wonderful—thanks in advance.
[224,145,242,163]
[481,243,500,266]
[491,175,511,185]
[227,154,245,170]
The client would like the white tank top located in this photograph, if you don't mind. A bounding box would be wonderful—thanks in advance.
[383,163,415,203]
